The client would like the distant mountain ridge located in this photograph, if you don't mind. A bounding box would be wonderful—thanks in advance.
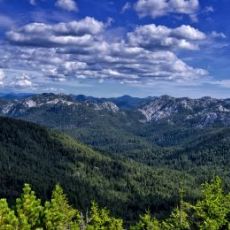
[138,95,230,127]
[0,93,230,128]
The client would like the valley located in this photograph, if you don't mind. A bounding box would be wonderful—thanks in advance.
[0,93,230,224]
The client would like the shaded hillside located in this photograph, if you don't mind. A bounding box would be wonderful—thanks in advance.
[151,127,230,168]
[0,116,198,221]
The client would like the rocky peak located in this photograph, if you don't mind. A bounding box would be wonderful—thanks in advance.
[94,101,119,113]
[138,96,230,127]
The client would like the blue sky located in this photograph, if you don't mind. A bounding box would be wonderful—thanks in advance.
[0,0,229,98]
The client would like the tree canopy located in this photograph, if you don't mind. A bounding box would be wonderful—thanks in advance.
[1,177,230,229]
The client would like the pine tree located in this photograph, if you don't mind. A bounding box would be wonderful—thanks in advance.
[130,212,160,230]
[0,199,19,230]
[44,184,80,230]
[192,177,229,230]
[16,184,43,229]
[86,201,123,230]
[161,206,190,230]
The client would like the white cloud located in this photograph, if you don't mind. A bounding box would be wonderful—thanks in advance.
[11,74,33,88]
[55,0,78,11]
[55,17,104,35]
[128,24,206,51]
[172,25,206,40]
[134,0,199,19]
[4,19,209,86]
[7,17,104,47]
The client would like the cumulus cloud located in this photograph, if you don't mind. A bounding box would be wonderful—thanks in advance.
[42,60,88,81]
[55,0,78,12]
[29,0,78,12]
[3,17,209,87]
[128,24,206,51]
[10,73,33,88]
[7,17,104,47]
[172,25,206,40]
[134,0,199,19]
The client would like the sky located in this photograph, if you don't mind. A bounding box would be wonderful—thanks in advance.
[0,0,230,98]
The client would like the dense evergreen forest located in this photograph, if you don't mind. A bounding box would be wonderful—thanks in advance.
[1,116,230,226]
[0,117,199,222]
[0,177,229,229]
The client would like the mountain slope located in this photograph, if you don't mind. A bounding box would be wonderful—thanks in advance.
[171,128,230,170]
[0,116,198,221]
[0,93,153,158]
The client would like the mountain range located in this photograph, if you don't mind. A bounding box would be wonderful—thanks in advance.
[0,92,229,154]
[0,93,230,154]
[1,93,230,127]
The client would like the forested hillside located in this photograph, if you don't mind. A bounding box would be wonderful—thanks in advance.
[1,95,230,223]
[0,116,199,222]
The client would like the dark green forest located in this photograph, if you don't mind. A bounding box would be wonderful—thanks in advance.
[0,117,199,222]
[1,116,230,227]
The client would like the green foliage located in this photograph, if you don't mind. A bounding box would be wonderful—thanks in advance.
[16,184,43,229]
[86,201,123,230]
[132,177,230,230]
[44,185,80,230]
[0,184,123,229]
[0,199,18,229]
[0,178,230,229]
[130,212,160,230]
[191,177,230,230]
[161,188,190,230]
[162,206,190,230]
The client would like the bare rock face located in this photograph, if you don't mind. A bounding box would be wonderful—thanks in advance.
[0,93,120,118]
[94,102,119,113]
[138,96,230,127]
